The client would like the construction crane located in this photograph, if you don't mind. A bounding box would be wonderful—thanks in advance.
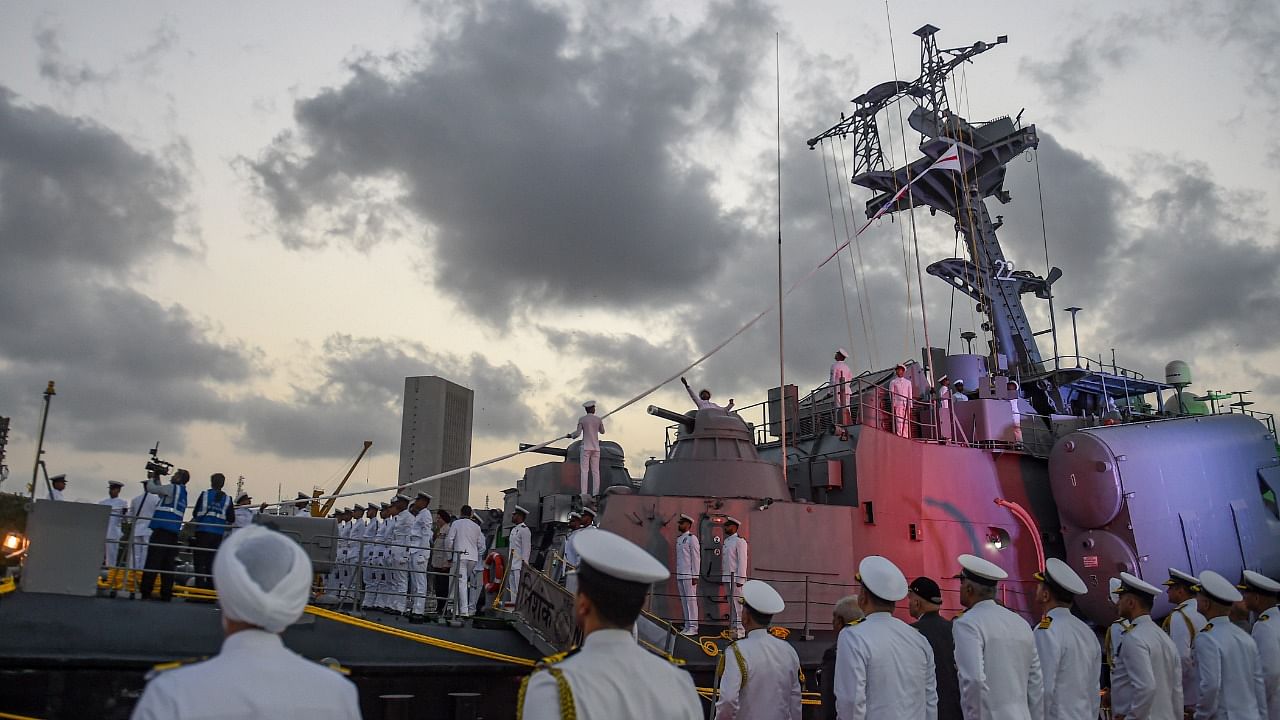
[317,441,373,517]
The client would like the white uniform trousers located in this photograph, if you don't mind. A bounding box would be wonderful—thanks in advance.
[454,558,476,616]
[104,535,122,569]
[580,449,602,496]
[409,550,430,614]
[893,401,911,437]
[361,552,381,609]
[506,564,523,605]
[129,534,149,572]
[726,580,744,636]
[679,577,699,632]
[387,549,409,613]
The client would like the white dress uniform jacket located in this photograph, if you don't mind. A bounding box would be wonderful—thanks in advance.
[721,533,748,584]
[232,506,257,529]
[952,599,1044,720]
[1033,606,1101,720]
[521,628,702,720]
[1112,614,1183,720]
[1254,605,1280,720]
[507,521,531,603]
[889,375,914,437]
[714,628,803,720]
[830,361,854,409]
[128,491,162,570]
[676,530,701,631]
[1193,618,1268,719]
[1164,598,1208,707]
[446,517,486,563]
[130,628,359,720]
[834,612,938,720]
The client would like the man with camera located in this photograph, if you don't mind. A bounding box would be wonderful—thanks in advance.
[140,468,190,602]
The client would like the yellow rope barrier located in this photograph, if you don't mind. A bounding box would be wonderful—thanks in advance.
[0,711,43,720]
[0,577,16,595]
[695,687,822,707]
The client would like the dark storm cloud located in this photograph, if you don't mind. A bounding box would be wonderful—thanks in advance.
[0,88,249,454]
[539,328,695,399]
[247,0,775,324]
[237,334,544,459]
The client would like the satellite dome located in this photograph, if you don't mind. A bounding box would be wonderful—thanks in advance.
[1164,360,1192,386]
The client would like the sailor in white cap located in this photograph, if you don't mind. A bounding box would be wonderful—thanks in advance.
[98,481,129,580]
[232,491,258,530]
[935,374,954,442]
[712,579,801,719]
[384,494,413,614]
[519,529,702,720]
[951,554,1043,719]
[568,400,606,497]
[126,480,162,594]
[830,348,855,434]
[721,517,749,638]
[681,376,735,413]
[674,513,701,634]
[293,492,312,518]
[131,526,359,719]
[1101,577,1130,715]
[1111,572,1183,719]
[1193,570,1267,718]
[361,503,387,611]
[407,492,434,620]
[1032,558,1100,720]
[506,505,532,605]
[1162,567,1208,712]
[889,364,914,438]
[48,473,68,501]
[835,555,938,719]
[444,504,486,617]
[1240,570,1280,720]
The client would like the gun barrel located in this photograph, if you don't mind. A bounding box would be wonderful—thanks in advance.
[519,443,568,458]
[647,405,695,429]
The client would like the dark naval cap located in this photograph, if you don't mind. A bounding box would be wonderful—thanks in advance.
[908,576,943,605]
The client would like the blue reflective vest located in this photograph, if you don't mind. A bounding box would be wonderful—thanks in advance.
[149,484,188,534]
[193,489,233,536]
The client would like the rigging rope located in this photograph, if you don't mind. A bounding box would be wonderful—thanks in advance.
[835,139,880,366]
[820,141,859,364]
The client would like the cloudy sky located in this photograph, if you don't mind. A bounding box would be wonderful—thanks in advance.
[1,0,1277,506]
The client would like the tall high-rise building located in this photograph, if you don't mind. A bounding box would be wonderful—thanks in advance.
[397,376,474,513]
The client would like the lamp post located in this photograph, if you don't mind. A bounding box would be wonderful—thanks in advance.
[1064,307,1083,368]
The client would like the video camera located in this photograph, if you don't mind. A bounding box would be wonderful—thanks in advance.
[145,443,174,478]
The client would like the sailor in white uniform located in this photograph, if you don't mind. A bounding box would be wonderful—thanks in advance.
[936,374,954,442]
[130,525,359,720]
[359,503,383,610]
[445,505,486,617]
[519,529,703,720]
[507,505,532,605]
[1104,577,1130,682]
[1111,572,1183,719]
[126,481,161,587]
[568,400,606,497]
[1162,567,1208,713]
[1193,570,1268,719]
[561,511,583,589]
[232,492,257,530]
[407,493,434,619]
[1032,558,1101,720]
[674,513,701,634]
[830,348,854,431]
[682,376,735,412]
[951,553,1043,720]
[835,555,938,720]
[714,579,802,720]
[98,481,129,570]
[385,495,414,614]
[47,473,68,501]
[292,492,312,518]
[889,364,914,438]
[721,517,749,638]
[1241,569,1280,720]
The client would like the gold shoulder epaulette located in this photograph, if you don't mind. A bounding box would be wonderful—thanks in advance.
[1037,616,1053,630]
[1259,613,1271,622]
[145,659,196,681]
[1202,622,1214,631]
[847,618,864,626]
[768,626,791,639]
[538,647,578,667]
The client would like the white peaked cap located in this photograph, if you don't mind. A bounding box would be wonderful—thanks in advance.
[235,492,251,502]
[1036,557,1087,595]
[513,505,529,515]
[1198,570,1243,604]
[568,511,582,520]
[836,348,848,357]
[1164,567,1200,588]
[956,553,1008,585]
[1240,570,1280,594]
[678,513,694,523]
[858,555,908,602]
[1116,571,1161,599]
[937,374,949,383]
[1108,577,1122,605]
[740,579,785,614]
[583,400,597,409]
[895,363,906,370]
[574,529,668,584]
[581,507,596,517]
[724,516,741,526]
[214,525,312,633]
[107,480,125,488]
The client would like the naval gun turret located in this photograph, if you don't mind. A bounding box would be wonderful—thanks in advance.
[642,406,790,500]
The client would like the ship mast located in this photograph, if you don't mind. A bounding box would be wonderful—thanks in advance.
[808,25,1058,379]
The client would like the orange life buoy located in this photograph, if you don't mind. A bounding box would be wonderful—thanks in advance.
[483,551,505,593]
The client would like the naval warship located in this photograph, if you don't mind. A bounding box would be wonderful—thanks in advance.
[2,22,1278,720]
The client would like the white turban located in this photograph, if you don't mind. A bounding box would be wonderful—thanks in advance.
[214,525,312,633]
